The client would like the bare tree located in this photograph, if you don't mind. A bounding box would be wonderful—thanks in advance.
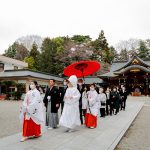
[115,38,140,53]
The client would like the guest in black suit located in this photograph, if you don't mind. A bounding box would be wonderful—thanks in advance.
[43,79,60,129]
[120,86,128,110]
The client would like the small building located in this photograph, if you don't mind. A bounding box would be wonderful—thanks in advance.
[99,55,150,95]
[0,55,63,97]
[0,55,28,71]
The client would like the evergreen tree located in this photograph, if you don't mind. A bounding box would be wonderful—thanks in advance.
[138,40,150,60]
[4,42,18,58]
[109,46,118,63]
[71,35,91,44]
[4,42,29,60]
[38,38,59,74]
[52,37,66,74]
[91,30,110,63]
[94,30,109,51]
[30,42,40,59]
[29,42,40,70]
[24,56,37,71]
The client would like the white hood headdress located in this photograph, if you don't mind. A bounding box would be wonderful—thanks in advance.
[68,75,78,87]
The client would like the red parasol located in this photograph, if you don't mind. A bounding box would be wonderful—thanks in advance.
[63,60,100,78]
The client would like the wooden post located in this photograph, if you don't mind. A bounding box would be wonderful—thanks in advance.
[26,79,30,93]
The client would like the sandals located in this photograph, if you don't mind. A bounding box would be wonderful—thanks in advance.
[34,135,42,138]
[90,127,95,129]
[20,137,28,142]
[20,135,41,142]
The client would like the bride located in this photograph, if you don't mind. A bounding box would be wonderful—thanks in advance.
[59,75,81,132]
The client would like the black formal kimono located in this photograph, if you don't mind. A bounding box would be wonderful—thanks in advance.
[110,91,119,115]
[120,90,128,110]
[43,86,60,127]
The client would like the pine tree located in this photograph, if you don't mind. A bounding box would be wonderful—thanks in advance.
[109,46,118,63]
[29,42,40,70]
[30,42,40,60]
[71,35,91,44]
[52,37,66,74]
[38,38,58,74]
[138,40,150,60]
[4,42,18,58]
[91,30,110,63]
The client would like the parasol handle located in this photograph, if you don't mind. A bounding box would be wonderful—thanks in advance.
[81,69,85,84]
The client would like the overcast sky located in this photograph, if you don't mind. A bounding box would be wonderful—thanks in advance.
[0,0,150,54]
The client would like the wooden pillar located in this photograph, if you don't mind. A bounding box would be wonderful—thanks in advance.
[26,79,30,93]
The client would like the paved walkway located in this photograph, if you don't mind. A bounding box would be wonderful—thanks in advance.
[0,97,145,150]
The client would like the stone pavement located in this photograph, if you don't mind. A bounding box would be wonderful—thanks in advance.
[0,97,145,150]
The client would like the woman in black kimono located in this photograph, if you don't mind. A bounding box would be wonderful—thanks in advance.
[110,87,119,115]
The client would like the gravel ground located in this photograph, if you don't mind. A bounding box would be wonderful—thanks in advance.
[0,100,22,138]
[116,105,150,150]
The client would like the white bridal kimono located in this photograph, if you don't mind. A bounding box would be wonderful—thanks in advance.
[86,90,99,116]
[59,75,81,129]
[20,89,44,125]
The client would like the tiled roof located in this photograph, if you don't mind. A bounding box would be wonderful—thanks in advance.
[100,55,150,78]
[111,56,150,72]
[110,62,127,72]
[0,70,104,84]
[0,55,28,67]
[0,69,63,81]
